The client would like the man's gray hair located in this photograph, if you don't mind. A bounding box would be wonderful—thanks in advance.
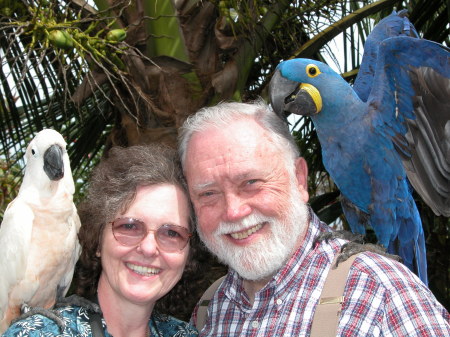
[178,99,299,167]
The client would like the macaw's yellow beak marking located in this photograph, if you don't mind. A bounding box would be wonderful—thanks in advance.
[299,83,322,113]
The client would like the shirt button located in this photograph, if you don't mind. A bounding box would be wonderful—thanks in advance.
[251,320,259,329]
[276,299,282,305]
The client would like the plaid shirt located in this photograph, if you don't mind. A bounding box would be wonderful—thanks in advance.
[192,210,450,336]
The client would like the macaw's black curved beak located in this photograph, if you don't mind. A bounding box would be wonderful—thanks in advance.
[44,144,64,181]
[269,68,299,120]
[269,68,321,117]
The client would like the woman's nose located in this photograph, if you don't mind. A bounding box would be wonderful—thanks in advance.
[137,231,159,256]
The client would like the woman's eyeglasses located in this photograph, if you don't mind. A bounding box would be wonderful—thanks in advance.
[110,217,192,252]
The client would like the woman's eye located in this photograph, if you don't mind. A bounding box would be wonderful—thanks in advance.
[160,226,184,240]
[167,229,181,238]
[123,223,135,229]
[119,221,140,231]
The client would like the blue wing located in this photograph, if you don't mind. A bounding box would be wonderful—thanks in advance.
[353,10,419,102]
[370,36,450,217]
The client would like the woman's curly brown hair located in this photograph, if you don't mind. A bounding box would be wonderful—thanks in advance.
[74,144,197,302]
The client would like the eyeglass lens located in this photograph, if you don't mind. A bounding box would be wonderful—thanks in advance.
[111,218,191,251]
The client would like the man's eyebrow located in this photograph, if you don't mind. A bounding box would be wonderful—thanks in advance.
[191,181,216,191]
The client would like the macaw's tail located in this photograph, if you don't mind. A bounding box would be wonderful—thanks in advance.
[388,220,428,286]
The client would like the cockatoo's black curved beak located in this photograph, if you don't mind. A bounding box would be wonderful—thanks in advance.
[44,144,64,181]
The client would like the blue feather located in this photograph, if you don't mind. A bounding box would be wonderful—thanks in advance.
[354,10,419,101]
[269,14,450,285]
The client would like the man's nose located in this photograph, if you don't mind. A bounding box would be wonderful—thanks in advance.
[224,193,251,222]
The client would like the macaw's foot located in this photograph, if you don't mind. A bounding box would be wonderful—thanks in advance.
[55,294,101,314]
[13,304,65,332]
[314,230,365,245]
[335,242,402,267]
[314,230,401,266]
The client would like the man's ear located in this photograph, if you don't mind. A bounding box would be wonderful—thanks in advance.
[295,157,309,203]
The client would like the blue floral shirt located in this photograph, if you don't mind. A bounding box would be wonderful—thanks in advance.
[2,305,198,337]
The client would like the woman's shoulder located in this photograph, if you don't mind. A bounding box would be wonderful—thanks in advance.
[2,305,93,337]
[151,312,198,336]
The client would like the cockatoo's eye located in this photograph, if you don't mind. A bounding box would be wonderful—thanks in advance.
[31,149,36,156]
[306,64,321,78]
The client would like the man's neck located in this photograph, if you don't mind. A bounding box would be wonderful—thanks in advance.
[243,276,273,305]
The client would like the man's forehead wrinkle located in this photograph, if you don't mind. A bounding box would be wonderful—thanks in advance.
[191,159,254,192]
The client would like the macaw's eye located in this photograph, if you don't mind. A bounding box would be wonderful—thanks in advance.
[306,64,321,78]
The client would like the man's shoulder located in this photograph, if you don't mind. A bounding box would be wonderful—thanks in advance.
[313,229,413,282]
[312,230,425,292]
[339,251,450,335]
[348,250,427,292]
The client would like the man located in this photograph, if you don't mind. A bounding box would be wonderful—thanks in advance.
[178,100,450,336]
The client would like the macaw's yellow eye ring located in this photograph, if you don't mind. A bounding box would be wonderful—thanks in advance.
[306,64,321,78]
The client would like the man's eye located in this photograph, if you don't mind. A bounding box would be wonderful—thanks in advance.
[246,179,263,187]
[199,191,215,197]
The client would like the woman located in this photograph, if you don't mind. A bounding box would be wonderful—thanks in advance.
[2,144,198,337]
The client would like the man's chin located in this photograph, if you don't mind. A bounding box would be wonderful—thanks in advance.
[210,242,286,280]
[231,261,282,281]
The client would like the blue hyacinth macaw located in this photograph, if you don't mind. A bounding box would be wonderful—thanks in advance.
[269,11,450,285]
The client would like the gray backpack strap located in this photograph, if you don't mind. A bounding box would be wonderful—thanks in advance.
[195,276,226,330]
[89,312,105,337]
[310,253,359,336]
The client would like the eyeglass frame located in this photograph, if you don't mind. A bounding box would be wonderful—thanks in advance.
[109,217,193,252]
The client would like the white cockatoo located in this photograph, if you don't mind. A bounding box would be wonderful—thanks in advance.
[0,129,81,333]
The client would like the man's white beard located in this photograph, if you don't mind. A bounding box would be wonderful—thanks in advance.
[197,184,309,281]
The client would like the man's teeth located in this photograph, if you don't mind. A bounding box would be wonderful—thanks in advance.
[127,263,160,276]
[230,223,263,240]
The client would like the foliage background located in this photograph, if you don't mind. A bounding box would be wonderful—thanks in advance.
[0,0,448,320]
